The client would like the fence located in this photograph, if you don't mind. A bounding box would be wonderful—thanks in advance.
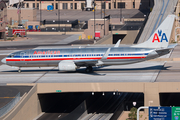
[0,92,20,118]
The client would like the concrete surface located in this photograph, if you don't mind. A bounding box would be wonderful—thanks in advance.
[0,61,165,83]
[0,35,73,47]
[0,86,32,108]
[1,85,42,120]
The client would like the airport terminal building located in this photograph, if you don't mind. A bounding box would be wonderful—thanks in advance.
[22,0,151,10]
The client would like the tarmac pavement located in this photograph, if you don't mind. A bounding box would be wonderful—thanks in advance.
[0,61,166,83]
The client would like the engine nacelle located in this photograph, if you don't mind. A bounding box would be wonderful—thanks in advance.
[58,60,77,71]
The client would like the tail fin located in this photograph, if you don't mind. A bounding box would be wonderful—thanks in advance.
[132,14,175,48]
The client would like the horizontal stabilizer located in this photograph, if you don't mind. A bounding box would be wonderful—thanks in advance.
[167,43,178,49]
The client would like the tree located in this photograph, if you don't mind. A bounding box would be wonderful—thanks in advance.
[128,107,137,120]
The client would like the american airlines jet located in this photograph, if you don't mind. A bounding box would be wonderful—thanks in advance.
[1,14,176,73]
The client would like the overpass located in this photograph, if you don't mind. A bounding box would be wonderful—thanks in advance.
[1,81,180,120]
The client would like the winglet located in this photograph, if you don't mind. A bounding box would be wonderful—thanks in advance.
[114,39,121,47]
[101,48,111,60]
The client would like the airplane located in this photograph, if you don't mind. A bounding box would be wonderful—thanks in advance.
[1,14,176,73]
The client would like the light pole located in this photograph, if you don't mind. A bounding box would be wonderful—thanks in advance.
[58,1,60,32]
[137,106,149,120]
[101,0,102,18]
[18,0,21,24]
[120,0,122,23]
[40,0,42,25]
[94,0,96,42]
[104,0,105,36]
[65,20,69,35]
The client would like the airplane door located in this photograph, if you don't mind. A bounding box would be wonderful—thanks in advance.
[20,52,25,61]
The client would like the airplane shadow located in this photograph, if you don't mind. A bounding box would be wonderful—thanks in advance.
[95,65,171,71]
[1,69,58,73]
[58,70,106,76]
[1,65,171,75]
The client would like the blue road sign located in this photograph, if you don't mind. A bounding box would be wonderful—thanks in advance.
[149,107,171,120]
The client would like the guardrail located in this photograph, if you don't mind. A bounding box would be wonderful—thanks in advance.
[0,92,20,118]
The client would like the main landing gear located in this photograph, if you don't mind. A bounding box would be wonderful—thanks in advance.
[85,66,93,73]
[18,67,21,73]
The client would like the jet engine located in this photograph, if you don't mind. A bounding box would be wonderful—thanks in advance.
[58,60,77,71]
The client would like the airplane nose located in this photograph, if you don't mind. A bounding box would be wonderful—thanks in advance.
[1,58,6,64]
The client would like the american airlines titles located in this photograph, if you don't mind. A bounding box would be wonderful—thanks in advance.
[33,51,60,55]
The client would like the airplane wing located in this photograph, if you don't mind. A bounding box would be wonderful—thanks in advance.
[74,59,99,66]
[73,48,111,66]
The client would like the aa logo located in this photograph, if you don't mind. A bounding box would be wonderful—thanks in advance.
[152,30,168,42]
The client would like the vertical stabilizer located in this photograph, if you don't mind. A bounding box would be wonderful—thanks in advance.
[132,14,175,48]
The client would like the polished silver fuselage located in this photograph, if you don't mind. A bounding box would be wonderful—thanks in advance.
[4,46,166,67]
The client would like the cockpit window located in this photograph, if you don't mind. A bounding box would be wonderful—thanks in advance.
[8,54,14,58]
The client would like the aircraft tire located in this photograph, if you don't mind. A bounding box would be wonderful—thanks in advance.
[85,66,93,73]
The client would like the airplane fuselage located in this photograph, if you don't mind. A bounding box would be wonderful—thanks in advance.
[1,14,175,72]
[3,47,161,67]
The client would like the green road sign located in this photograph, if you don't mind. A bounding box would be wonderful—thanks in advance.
[56,90,61,92]
[172,107,180,120]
